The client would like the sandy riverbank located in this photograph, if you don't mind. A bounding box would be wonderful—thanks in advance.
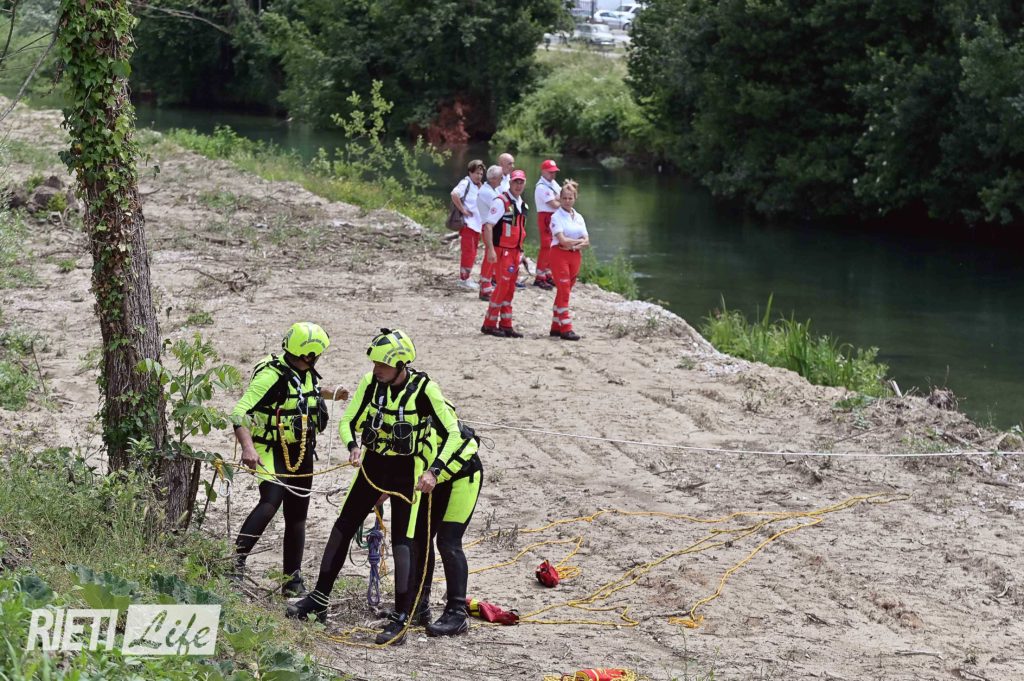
[1,103,1022,680]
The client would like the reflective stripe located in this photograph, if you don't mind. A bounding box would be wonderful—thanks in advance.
[553,306,570,313]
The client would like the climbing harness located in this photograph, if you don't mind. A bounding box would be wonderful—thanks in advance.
[365,506,386,608]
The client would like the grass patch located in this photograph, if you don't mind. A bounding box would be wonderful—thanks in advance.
[702,295,891,397]
[56,258,76,273]
[0,139,56,170]
[0,320,45,410]
[578,249,638,299]
[164,126,444,230]
[0,210,37,289]
[185,310,215,327]
[0,447,341,680]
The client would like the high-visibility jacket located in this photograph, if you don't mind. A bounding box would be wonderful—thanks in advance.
[340,369,480,484]
[491,191,529,250]
[231,354,326,475]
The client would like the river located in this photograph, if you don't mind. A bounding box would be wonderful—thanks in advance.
[137,106,1023,429]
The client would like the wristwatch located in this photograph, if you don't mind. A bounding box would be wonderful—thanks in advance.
[428,466,441,478]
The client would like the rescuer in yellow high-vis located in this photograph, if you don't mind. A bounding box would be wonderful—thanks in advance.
[231,322,346,597]
[287,328,483,645]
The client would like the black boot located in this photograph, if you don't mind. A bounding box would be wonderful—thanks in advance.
[374,611,409,646]
[285,589,329,623]
[413,591,431,626]
[426,604,469,637]
[282,570,307,598]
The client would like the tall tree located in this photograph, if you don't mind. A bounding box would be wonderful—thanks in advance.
[57,0,191,524]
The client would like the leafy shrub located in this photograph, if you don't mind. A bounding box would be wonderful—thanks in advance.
[493,52,658,159]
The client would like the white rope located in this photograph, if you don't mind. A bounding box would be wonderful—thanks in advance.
[461,419,1013,460]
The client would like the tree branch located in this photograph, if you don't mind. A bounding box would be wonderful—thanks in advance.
[0,29,55,125]
[130,2,231,35]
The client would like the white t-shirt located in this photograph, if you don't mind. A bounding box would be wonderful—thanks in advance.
[452,176,481,232]
[534,177,561,214]
[477,183,499,228]
[549,207,588,247]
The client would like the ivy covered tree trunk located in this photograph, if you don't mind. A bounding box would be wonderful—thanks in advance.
[57,0,191,525]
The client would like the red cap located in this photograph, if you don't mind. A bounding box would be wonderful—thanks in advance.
[540,159,560,172]
[510,169,527,181]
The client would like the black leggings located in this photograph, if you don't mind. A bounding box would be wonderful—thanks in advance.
[416,471,481,610]
[235,444,312,576]
[313,452,419,615]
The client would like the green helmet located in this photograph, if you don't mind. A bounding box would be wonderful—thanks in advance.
[366,328,416,368]
[282,322,331,359]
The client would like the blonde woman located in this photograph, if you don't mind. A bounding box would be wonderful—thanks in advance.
[548,180,589,341]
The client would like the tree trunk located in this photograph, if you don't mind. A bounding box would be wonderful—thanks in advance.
[58,0,191,526]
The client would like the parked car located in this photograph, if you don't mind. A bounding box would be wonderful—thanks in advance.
[573,22,616,49]
[593,10,631,30]
[615,3,644,26]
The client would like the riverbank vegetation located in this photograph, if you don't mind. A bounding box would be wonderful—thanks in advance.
[702,296,891,397]
[162,87,642,300]
[0,447,338,680]
[492,51,660,163]
[628,1,1024,227]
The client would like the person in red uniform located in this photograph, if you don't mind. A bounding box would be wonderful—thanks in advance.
[481,169,529,338]
[533,159,561,290]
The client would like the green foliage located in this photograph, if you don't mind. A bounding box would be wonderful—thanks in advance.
[0,210,36,289]
[0,447,342,680]
[186,310,215,327]
[131,0,280,109]
[260,0,566,132]
[0,323,44,410]
[0,2,63,107]
[701,296,891,397]
[56,258,76,273]
[577,249,638,299]
[44,191,67,213]
[494,51,658,158]
[167,125,445,229]
[327,81,448,195]
[138,334,242,463]
[628,0,1024,226]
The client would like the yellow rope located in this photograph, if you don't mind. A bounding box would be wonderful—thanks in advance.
[277,414,309,473]
[321,461,430,649]
[463,493,904,628]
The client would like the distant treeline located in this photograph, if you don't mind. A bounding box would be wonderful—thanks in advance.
[129,0,568,140]
[3,0,1020,228]
[628,0,1024,227]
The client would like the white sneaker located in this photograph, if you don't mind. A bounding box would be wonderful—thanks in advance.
[457,278,480,291]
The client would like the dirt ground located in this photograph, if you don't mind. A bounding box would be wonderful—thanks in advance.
[2,103,1022,681]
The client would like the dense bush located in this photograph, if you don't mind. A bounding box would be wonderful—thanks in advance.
[260,0,565,133]
[628,0,1024,227]
[493,52,658,159]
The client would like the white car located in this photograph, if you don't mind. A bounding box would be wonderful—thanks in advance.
[593,10,632,30]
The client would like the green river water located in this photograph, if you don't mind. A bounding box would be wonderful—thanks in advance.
[137,106,1024,429]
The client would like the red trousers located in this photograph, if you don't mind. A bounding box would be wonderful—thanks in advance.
[459,227,478,280]
[549,247,581,333]
[460,227,494,292]
[483,248,521,330]
[535,212,554,281]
